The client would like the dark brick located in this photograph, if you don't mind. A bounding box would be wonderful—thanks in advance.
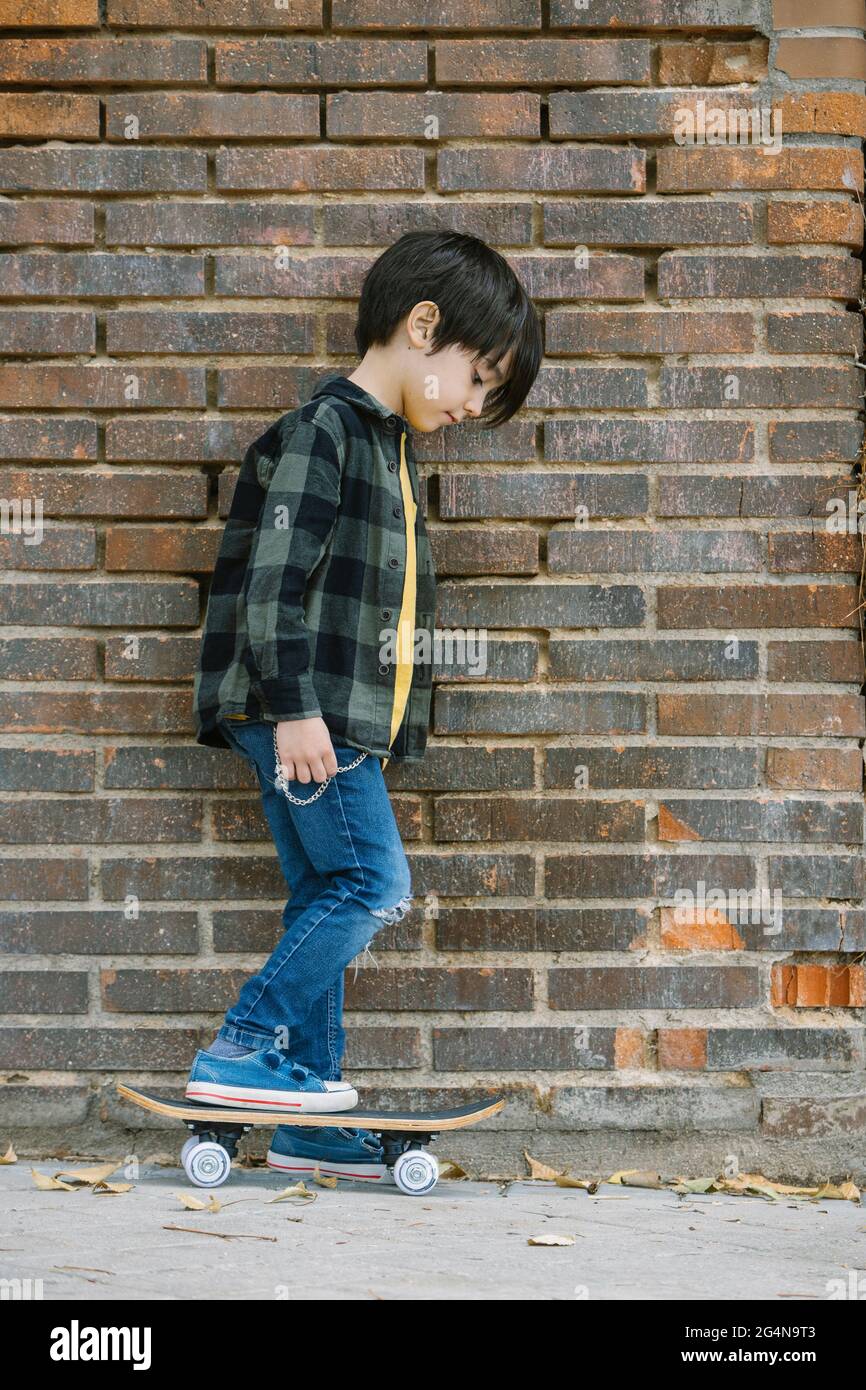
[106,200,316,247]
[0,1027,205,1070]
[768,855,864,899]
[658,583,860,629]
[768,532,863,574]
[660,365,861,409]
[657,693,865,737]
[432,1026,633,1071]
[549,529,761,573]
[435,39,651,85]
[0,909,198,955]
[545,853,756,898]
[547,308,753,355]
[434,906,644,952]
[768,420,862,462]
[0,971,88,1013]
[765,310,862,355]
[322,201,533,245]
[0,797,202,844]
[766,748,863,791]
[546,418,752,464]
[216,37,426,85]
[106,311,314,355]
[767,640,864,683]
[345,967,533,1011]
[549,966,759,1009]
[543,745,760,790]
[102,967,251,1012]
[438,146,645,194]
[658,252,861,301]
[434,797,644,843]
[658,474,856,518]
[548,638,758,682]
[436,688,647,735]
[544,197,753,246]
[439,472,648,519]
[327,91,539,139]
[438,581,645,628]
[658,798,862,844]
[706,1027,864,1070]
[0,148,207,193]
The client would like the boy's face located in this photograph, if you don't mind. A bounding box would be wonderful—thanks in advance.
[402,325,513,433]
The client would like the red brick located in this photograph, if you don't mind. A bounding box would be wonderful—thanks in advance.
[771,963,865,1008]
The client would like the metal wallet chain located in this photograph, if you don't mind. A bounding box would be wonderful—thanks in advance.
[272,723,368,806]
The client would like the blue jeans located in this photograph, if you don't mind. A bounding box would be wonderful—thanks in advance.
[214,717,413,1081]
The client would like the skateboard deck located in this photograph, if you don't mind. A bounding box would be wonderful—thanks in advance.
[116,1083,506,1195]
[116,1082,505,1131]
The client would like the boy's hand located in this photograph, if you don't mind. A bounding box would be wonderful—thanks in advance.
[275,717,339,784]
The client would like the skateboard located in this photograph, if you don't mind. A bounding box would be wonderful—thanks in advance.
[116,1083,506,1196]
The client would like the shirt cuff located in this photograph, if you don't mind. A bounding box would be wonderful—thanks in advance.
[254,673,322,722]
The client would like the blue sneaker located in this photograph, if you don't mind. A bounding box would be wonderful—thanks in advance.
[185,1047,359,1114]
[267,1123,391,1185]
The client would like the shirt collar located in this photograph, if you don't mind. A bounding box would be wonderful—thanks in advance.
[310,373,408,433]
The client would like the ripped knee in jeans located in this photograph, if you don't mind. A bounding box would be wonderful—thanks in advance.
[350,894,413,981]
[369,893,413,928]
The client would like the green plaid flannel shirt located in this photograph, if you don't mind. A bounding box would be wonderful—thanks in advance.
[193,375,438,762]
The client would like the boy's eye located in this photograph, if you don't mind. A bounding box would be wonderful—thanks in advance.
[472,372,483,387]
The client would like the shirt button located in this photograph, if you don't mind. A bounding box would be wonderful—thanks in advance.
[381,609,392,620]
[378,663,390,675]
[388,557,399,568]
[388,460,398,472]
[393,505,402,518]
[385,415,397,429]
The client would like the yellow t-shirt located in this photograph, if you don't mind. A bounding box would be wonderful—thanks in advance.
[381,430,417,770]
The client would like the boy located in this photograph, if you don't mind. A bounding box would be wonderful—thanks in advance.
[189,230,542,1181]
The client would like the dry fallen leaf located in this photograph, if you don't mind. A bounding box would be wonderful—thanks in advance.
[814,1179,860,1203]
[267,1182,317,1203]
[528,1234,575,1246]
[0,1143,17,1165]
[92,1181,134,1195]
[30,1169,77,1191]
[55,1162,123,1187]
[606,1168,658,1186]
[673,1177,718,1195]
[439,1160,467,1180]
[553,1174,594,1189]
[523,1151,565,1180]
[312,1165,338,1189]
[616,1171,664,1190]
[173,1192,222,1212]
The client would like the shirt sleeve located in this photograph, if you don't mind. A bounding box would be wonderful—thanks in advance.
[243,414,344,721]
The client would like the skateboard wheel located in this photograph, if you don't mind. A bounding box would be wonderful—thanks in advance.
[184,1140,232,1188]
[392,1148,438,1196]
[180,1136,198,1167]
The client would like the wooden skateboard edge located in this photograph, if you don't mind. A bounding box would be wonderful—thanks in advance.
[116,1082,507,1131]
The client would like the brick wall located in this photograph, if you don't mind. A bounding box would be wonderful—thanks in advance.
[1,0,865,1180]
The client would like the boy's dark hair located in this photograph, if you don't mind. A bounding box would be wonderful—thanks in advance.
[354,230,542,427]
